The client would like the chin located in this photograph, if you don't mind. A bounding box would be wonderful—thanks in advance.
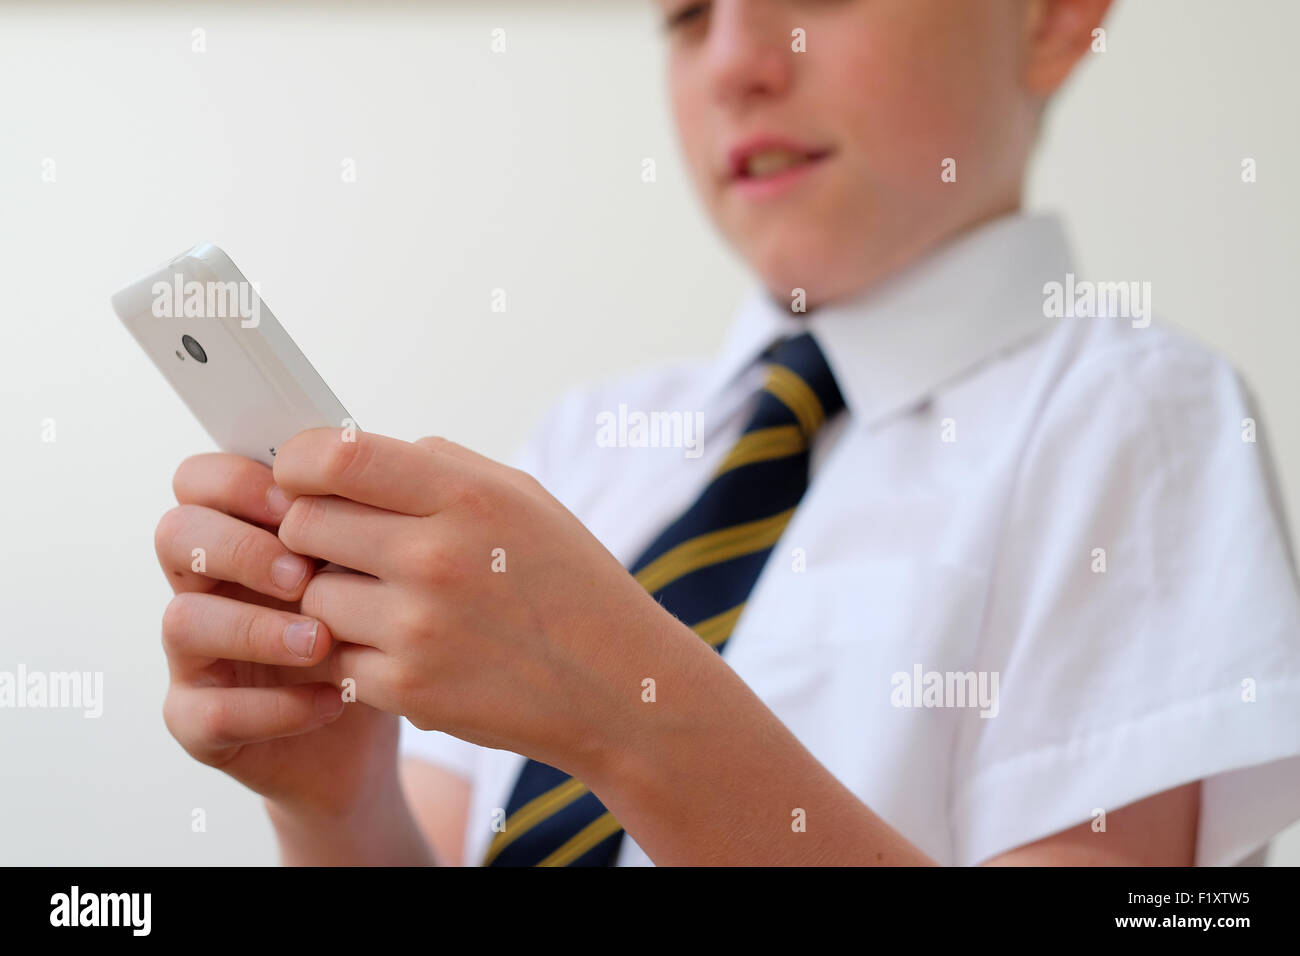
[742,236,862,312]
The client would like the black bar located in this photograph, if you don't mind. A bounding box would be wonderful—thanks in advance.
[1,865,1285,941]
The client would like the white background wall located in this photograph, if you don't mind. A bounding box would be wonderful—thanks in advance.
[1,0,1297,864]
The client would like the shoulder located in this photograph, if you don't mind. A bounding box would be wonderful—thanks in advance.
[1022,317,1261,468]
[1059,316,1251,408]
[996,314,1292,590]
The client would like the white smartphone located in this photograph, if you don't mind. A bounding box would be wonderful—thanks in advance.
[112,243,354,467]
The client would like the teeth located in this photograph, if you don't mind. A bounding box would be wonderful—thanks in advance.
[745,149,804,178]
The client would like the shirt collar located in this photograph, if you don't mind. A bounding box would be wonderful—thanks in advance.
[703,211,1075,429]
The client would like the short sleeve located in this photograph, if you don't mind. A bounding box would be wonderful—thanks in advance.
[952,338,1300,866]
[398,717,481,778]
[398,388,589,778]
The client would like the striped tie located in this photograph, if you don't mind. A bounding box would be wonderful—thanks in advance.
[482,331,845,866]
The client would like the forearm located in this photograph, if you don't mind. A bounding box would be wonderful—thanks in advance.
[583,629,935,866]
[266,778,436,866]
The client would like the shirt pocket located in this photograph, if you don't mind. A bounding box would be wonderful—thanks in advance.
[733,557,987,658]
[722,556,992,728]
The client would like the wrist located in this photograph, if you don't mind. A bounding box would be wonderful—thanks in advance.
[265,773,433,866]
[577,608,739,813]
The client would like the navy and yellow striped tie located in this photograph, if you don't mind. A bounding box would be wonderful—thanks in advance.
[483,331,845,866]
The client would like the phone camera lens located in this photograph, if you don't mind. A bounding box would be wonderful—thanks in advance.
[181,334,208,364]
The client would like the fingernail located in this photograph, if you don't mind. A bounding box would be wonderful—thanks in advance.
[271,554,310,592]
[283,619,318,659]
[266,484,292,519]
[314,686,345,720]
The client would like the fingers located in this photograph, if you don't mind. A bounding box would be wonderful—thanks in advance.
[155,504,314,600]
[162,591,333,673]
[327,642,400,714]
[163,683,346,765]
[273,428,473,516]
[412,434,505,474]
[173,452,293,527]
[415,435,546,495]
[277,495,416,581]
[307,577,441,720]
[298,569,396,648]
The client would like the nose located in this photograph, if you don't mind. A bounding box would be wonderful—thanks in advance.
[703,0,795,111]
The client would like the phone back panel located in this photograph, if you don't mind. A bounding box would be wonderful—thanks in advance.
[111,244,353,467]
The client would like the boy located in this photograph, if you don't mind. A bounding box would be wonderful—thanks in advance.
[155,0,1300,865]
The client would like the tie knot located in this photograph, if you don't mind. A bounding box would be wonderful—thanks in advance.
[760,332,845,438]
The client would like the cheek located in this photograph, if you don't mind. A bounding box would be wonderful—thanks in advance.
[827,37,985,192]
[669,70,714,190]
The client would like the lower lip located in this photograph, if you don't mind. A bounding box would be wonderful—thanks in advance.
[730,154,830,200]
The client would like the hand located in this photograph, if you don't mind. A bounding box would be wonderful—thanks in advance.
[155,453,400,820]
[272,429,706,780]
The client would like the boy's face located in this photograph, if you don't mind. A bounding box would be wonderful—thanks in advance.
[660,0,1041,309]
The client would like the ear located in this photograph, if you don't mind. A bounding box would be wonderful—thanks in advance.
[1022,0,1115,96]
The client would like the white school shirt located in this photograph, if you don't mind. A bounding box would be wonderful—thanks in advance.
[401,212,1300,866]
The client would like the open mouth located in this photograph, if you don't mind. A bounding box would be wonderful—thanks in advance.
[727,139,834,197]
[733,146,832,180]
